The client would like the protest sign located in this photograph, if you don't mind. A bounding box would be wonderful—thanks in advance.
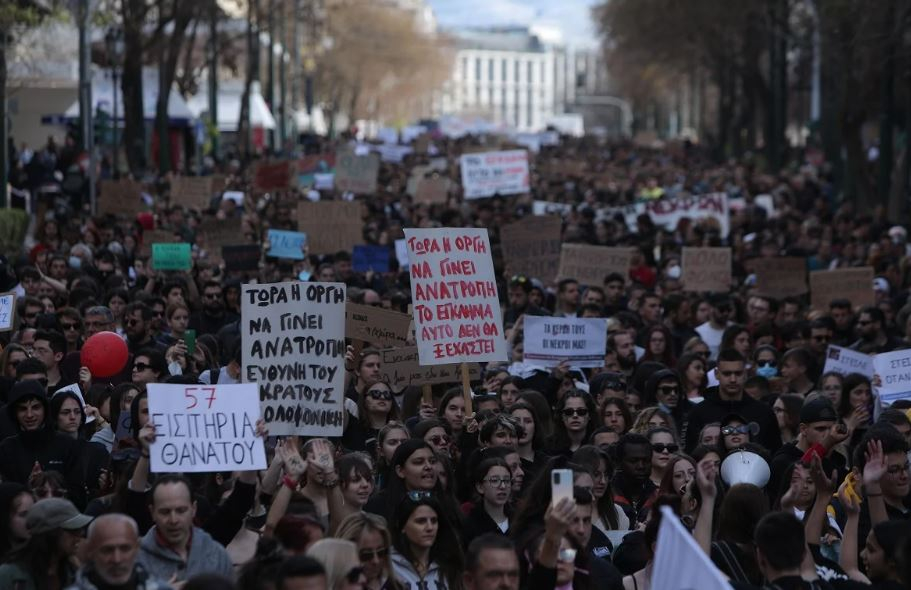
[352,245,390,273]
[402,125,427,143]
[147,383,266,473]
[267,230,307,260]
[222,245,261,272]
[379,347,481,389]
[253,160,294,192]
[557,244,633,286]
[377,127,398,144]
[501,216,562,284]
[335,151,380,194]
[533,200,574,216]
[171,176,214,209]
[139,229,178,256]
[873,349,911,406]
[242,281,346,436]
[523,317,608,368]
[222,191,244,206]
[152,243,192,271]
[682,247,732,293]
[643,193,730,237]
[99,179,144,216]
[0,292,15,331]
[652,506,731,590]
[297,201,363,254]
[345,303,412,347]
[314,174,334,190]
[415,177,450,204]
[753,257,807,298]
[405,228,507,365]
[460,150,530,199]
[374,144,412,163]
[810,267,874,310]
[298,154,336,186]
[823,345,874,378]
[395,239,409,269]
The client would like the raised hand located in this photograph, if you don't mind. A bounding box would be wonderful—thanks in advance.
[138,423,157,449]
[862,439,886,488]
[695,458,717,499]
[308,438,334,474]
[809,454,837,497]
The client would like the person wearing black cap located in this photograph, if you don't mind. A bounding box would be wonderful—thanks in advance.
[769,396,848,496]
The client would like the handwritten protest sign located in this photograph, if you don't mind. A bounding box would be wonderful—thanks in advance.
[873,349,911,406]
[558,244,633,286]
[147,383,266,473]
[460,150,530,199]
[298,153,336,186]
[395,239,409,269]
[99,179,144,216]
[267,230,307,260]
[198,217,243,252]
[753,257,807,298]
[810,267,874,310]
[523,317,608,368]
[352,245,390,273]
[823,345,874,378]
[501,216,562,284]
[242,281,346,436]
[0,293,15,331]
[297,201,363,254]
[405,228,507,365]
[171,176,215,209]
[415,177,450,204]
[682,247,732,293]
[335,151,380,194]
[152,243,192,271]
[345,303,412,347]
[379,347,481,389]
[222,245,261,272]
[253,160,294,192]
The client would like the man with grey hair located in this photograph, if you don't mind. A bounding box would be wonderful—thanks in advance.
[62,305,132,385]
[68,514,172,590]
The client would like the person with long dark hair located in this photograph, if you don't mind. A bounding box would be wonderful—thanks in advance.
[390,494,464,590]
[572,445,629,534]
[462,458,512,548]
[508,401,547,485]
[549,390,597,456]
[365,440,446,524]
[0,483,33,559]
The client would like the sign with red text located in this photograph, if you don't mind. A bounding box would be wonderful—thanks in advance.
[404,228,507,365]
[242,281,347,436]
[460,150,530,199]
[146,383,266,473]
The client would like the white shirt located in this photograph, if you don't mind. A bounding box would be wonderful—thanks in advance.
[695,322,727,360]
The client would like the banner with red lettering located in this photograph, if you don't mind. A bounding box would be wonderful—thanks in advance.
[460,150,530,199]
[591,193,730,238]
[404,228,507,365]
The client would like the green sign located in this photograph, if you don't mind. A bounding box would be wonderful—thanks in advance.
[152,243,192,271]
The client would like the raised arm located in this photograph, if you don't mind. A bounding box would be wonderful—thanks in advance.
[862,439,888,526]
[837,486,870,584]
[693,458,717,556]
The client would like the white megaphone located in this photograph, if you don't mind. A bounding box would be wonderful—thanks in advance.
[720,450,771,488]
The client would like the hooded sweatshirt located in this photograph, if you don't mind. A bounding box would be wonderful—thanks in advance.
[390,549,448,590]
[137,526,233,583]
[683,387,781,453]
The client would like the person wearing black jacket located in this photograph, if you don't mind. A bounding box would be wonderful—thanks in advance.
[685,349,781,453]
[462,458,512,548]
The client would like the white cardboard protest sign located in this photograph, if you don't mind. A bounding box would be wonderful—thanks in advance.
[404,228,507,365]
[823,345,874,378]
[395,238,410,269]
[0,292,15,331]
[652,506,732,590]
[460,150,530,199]
[523,317,608,368]
[873,349,911,407]
[242,281,347,436]
[146,383,267,473]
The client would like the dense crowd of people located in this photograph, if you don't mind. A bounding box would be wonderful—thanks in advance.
[0,132,910,590]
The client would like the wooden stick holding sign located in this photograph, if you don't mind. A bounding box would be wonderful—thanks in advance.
[422,384,433,406]
[461,362,473,415]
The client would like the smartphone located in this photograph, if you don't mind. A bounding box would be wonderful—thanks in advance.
[184,329,196,356]
[551,468,573,507]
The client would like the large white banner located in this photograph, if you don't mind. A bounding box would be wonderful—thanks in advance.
[523,317,607,368]
[405,228,507,365]
[823,345,874,378]
[589,193,730,238]
[242,281,347,436]
[873,349,911,407]
[460,150,530,199]
[147,383,267,473]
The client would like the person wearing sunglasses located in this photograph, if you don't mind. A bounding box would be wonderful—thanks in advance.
[336,512,403,590]
[130,349,167,390]
[550,391,597,457]
[307,538,369,590]
[123,303,160,356]
[720,414,755,452]
[343,381,399,453]
[390,494,463,590]
[463,458,513,549]
[412,419,453,458]
[647,427,679,488]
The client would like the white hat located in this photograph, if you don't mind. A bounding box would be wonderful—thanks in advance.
[720,450,770,488]
[873,277,890,294]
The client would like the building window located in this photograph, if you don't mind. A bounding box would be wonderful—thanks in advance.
[514,89,520,126]
[501,87,508,116]
[489,87,494,105]
[527,61,533,85]
[475,86,481,104]
[515,59,520,83]
[527,89,533,127]
[462,57,468,80]
[488,59,494,81]
[501,59,507,81]
[541,60,545,83]
[475,57,481,81]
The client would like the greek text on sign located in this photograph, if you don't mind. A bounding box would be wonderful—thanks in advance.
[523,317,608,368]
[823,345,873,379]
[460,150,530,199]
[345,303,412,347]
[682,247,731,293]
[558,244,633,287]
[501,216,562,284]
[242,281,347,436]
[147,383,266,473]
[809,267,874,310]
[0,292,15,332]
[873,349,911,407]
[405,228,507,365]
[379,347,481,389]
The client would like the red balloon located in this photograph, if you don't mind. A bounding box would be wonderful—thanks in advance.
[81,331,129,378]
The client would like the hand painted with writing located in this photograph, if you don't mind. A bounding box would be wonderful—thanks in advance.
[138,423,157,450]
[255,418,268,438]
[282,447,308,481]
[307,438,334,475]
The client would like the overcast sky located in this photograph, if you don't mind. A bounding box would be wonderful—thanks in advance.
[426,0,602,48]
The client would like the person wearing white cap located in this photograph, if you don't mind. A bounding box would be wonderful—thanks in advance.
[0,497,93,589]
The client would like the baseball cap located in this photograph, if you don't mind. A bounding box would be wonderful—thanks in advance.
[800,397,838,424]
[26,498,93,535]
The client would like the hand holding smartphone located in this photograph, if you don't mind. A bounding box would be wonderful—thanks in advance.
[551,468,573,507]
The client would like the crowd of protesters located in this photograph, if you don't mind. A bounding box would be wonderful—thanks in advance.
[0,132,909,590]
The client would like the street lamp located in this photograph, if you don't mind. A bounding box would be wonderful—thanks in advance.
[105,27,125,178]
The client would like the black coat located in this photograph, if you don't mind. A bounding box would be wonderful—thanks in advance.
[684,389,781,453]
[461,502,508,548]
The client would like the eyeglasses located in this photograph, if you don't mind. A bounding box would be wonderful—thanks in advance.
[428,435,450,446]
[358,547,389,562]
[406,491,432,502]
[757,360,776,368]
[133,362,151,372]
[605,381,626,390]
[562,408,589,417]
[721,425,751,436]
[484,476,512,488]
[345,566,365,584]
[367,389,393,401]
[204,292,222,299]
[657,386,678,395]
[60,323,80,331]
[651,443,678,454]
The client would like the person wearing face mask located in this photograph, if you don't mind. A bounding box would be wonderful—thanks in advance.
[752,345,779,380]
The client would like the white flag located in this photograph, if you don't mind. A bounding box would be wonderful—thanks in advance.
[651,506,731,590]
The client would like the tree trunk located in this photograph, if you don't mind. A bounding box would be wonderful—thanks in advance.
[0,30,8,207]
[237,0,257,160]
[877,0,896,209]
[155,0,197,175]
[122,0,147,177]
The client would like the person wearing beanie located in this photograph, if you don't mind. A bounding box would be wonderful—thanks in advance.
[769,396,848,494]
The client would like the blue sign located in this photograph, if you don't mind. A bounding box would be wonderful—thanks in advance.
[267,230,307,260]
[352,245,390,273]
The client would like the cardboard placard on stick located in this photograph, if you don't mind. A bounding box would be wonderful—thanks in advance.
[415,177,449,204]
[99,179,144,216]
[222,244,261,272]
[501,216,562,284]
[198,217,245,259]
[557,244,633,286]
[335,152,380,194]
[171,176,215,209]
[345,303,412,348]
[682,247,732,293]
[809,267,874,310]
[378,347,481,389]
[296,201,363,254]
[253,160,295,192]
[753,257,808,298]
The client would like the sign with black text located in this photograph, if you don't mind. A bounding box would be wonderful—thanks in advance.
[523,317,608,368]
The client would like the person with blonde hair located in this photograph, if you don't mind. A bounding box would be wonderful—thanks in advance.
[307,538,368,590]
[336,512,403,590]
